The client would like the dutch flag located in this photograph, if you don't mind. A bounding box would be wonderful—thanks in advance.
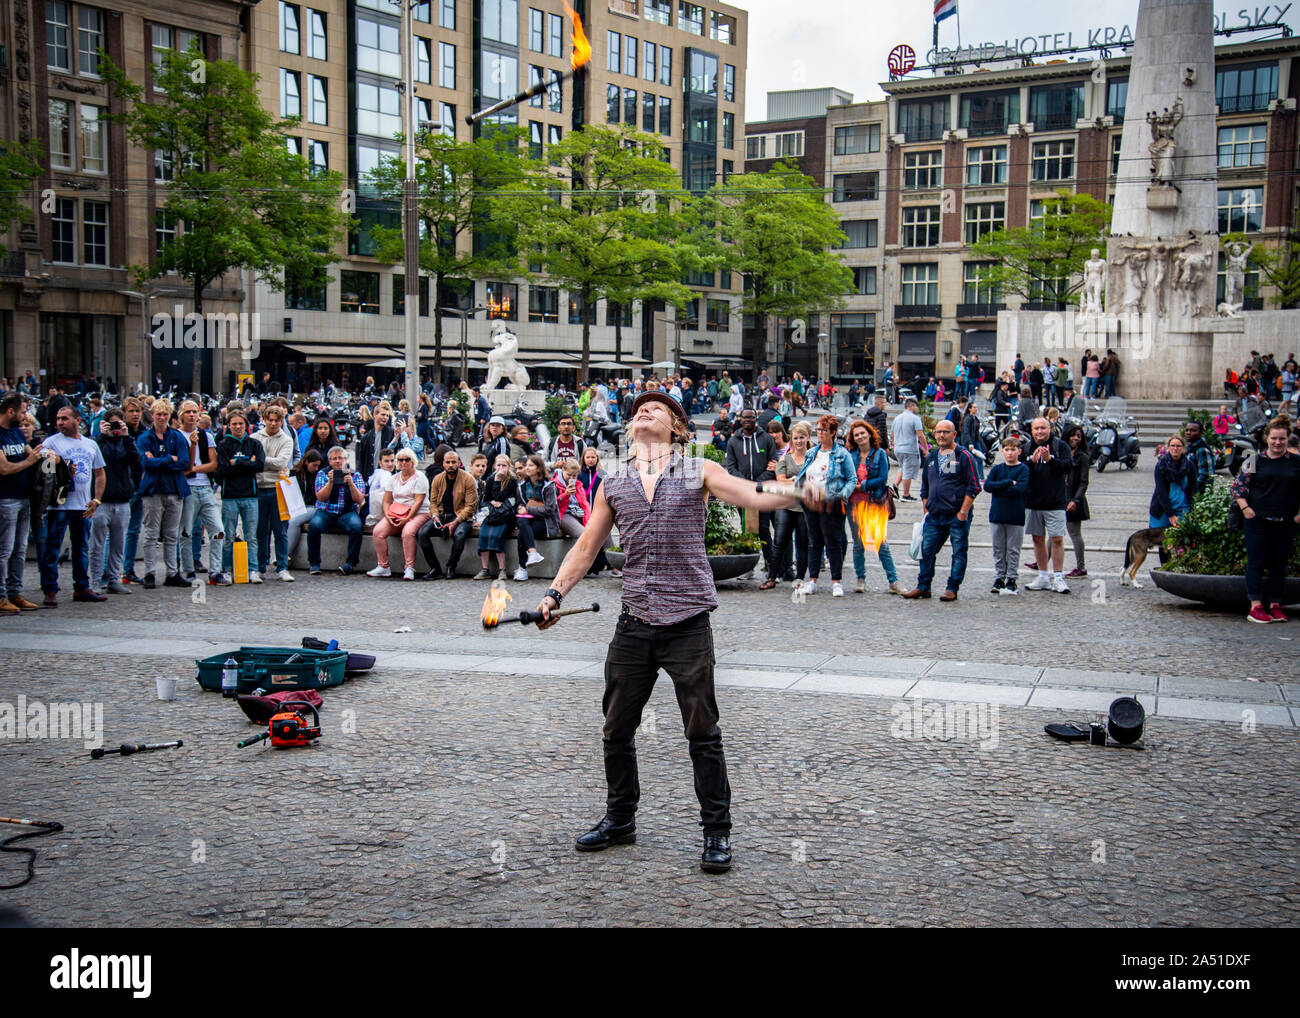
[934,0,958,23]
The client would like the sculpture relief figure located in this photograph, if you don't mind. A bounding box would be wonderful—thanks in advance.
[1172,246,1214,319]
[1147,97,1184,185]
[483,320,531,390]
[1149,238,1197,317]
[1219,242,1255,316]
[1080,248,1107,316]
[1113,245,1151,312]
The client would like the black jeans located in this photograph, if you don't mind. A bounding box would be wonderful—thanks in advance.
[602,610,731,834]
[769,508,809,581]
[808,508,845,582]
[1244,516,1296,604]
[757,510,774,572]
[419,513,471,572]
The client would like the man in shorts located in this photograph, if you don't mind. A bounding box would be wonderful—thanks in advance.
[890,398,925,501]
[1020,417,1072,593]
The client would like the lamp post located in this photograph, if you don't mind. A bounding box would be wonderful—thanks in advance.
[441,304,488,384]
[118,285,189,392]
[817,331,829,383]
[655,313,696,377]
[398,0,421,407]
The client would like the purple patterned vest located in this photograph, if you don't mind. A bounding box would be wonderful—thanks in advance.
[603,454,716,625]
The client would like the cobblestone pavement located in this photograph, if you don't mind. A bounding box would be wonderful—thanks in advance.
[2,455,1297,926]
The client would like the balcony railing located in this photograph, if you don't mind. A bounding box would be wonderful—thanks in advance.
[956,302,1006,319]
[895,303,942,320]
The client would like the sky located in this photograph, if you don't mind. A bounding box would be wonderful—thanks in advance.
[740,0,1300,117]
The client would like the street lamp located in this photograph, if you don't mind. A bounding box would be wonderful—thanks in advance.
[118,285,189,392]
[441,304,488,384]
[817,332,829,382]
[398,0,421,405]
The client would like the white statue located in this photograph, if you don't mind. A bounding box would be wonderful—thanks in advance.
[1080,248,1107,316]
[483,320,530,390]
[1147,97,1184,186]
[1172,246,1214,318]
[1114,245,1151,312]
[1219,242,1255,317]
[1149,238,1196,317]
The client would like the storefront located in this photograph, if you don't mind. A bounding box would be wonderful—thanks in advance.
[896,330,936,387]
[41,313,122,390]
[831,313,876,381]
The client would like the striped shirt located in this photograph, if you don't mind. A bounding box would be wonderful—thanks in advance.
[602,453,716,625]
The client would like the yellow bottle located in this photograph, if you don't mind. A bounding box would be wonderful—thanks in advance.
[232,541,249,584]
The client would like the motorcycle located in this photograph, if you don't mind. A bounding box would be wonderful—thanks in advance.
[583,415,622,453]
[1093,397,1140,471]
[1060,396,1100,465]
[1226,397,1269,476]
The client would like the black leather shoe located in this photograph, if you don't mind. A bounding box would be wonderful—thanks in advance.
[142,572,157,589]
[420,569,443,581]
[444,566,456,580]
[574,816,636,852]
[700,834,732,873]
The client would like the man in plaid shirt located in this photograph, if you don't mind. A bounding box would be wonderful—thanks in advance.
[306,446,366,575]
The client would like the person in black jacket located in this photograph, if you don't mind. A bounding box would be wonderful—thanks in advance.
[1020,417,1074,592]
[724,408,778,573]
[89,409,141,595]
[865,393,889,453]
[216,411,266,580]
[355,404,395,484]
[1061,423,1091,579]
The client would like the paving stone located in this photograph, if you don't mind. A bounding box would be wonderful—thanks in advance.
[1027,688,1154,715]
[824,656,935,676]
[1154,698,1294,726]
[717,650,833,670]
[925,660,1043,684]
[788,673,917,698]
[1039,668,1158,692]
[905,679,1032,707]
[1157,675,1286,703]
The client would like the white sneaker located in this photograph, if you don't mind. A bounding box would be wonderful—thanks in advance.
[525,550,544,566]
[403,567,416,581]
[513,567,529,582]
[804,580,817,595]
[248,573,263,584]
[1051,575,1071,594]
[278,570,294,582]
[366,565,391,578]
[1026,574,1051,590]
[832,582,844,597]
[854,579,866,593]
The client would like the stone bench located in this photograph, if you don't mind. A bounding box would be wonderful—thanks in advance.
[287,521,576,577]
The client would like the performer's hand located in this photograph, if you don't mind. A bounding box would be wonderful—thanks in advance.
[535,595,560,630]
[801,484,825,512]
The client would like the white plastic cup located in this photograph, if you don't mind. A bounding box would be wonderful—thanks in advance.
[155,676,179,701]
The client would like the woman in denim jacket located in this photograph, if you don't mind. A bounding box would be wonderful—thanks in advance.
[846,419,903,594]
[794,414,857,596]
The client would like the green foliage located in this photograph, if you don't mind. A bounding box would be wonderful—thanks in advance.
[917,396,937,448]
[970,190,1112,303]
[542,394,569,436]
[450,388,471,422]
[691,442,724,463]
[1162,478,1300,575]
[703,498,762,555]
[1185,409,1223,452]
[0,138,44,257]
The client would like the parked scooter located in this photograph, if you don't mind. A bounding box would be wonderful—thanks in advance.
[1093,397,1141,471]
[1226,397,1270,476]
[583,415,622,453]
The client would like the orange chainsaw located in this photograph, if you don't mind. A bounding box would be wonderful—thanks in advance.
[236,700,321,749]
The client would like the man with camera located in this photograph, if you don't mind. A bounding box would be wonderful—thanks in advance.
[306,446,366,575]
[417,449,478,581]
[89,409,141,596]
[0,391,44,613]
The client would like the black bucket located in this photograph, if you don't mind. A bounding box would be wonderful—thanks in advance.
[1107,697,1146,745]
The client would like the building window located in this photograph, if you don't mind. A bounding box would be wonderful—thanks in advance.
[838,220,878,249]
[900,263,939,305]
[849,266,877,295]
[47,2,71,70]
[412,0,429,22]
[684,149,715,192]
[281,69,301,118]
[1028,271,1068,305]
[721,112,734,150]
[48,2,107,76]
[280,2,300,54]
[548,12,562,56]
[659,45,671,86]
[899,98,949,142]
[1216,61,1278,114]
[529,7,543,50]
[482,0,518,45]
[548,124,561,148]
[79,104,104,173]
[1110,134,1122,176]
[485,281,517,320]
[415,37,431,83]
[606,300,633,328]
[645,0,670,26]
[440,0,455,30]
[833,172,877,202]
[480,54,518,109]
[308,139,327,175]
[772,131,802,157]
[1107,78,1127,123]
[1031,139,1074,181]
[52,197,77,262]
[156,144,175,181]
[155,211,177,260]
[77,6,103,75]
[606,84,620,123]
[686,48,717,95]
[658,96,671,136]
[963,262,1001,305]
[706,299,730,332]
[1218,124,1266,168]
[723,64,735,103]
[308,10,326,59]
[963,201,1005,244]
[625,36,637,77]
[624,87,637,124]
[568,294,596,325]
[308,75,327,123]
[901,206,940,248]
[644,41,656,81]
[677,2,704,35]
[529,285,559,323]
[1218,187,1263,233]
[440,42,455,89]
[642,91,656,131]
[745,135,764,160]
[961,89,1019,136]
[966,144,1007,185]
[441,102,456,138]
[357,82,401,139]
[607,31,620,73]
[834,123,879,155]
[357,17,401,77]
[687,102,715,142]
[1028,83,1084,131]
[49,99,73,169]
[392,274,430,316]
[903,150,942,189]
[285,263,327,310]
[711,11,736,43]
[82,200,108,265]
[529,120,543,158]
[529,66,545,107]
[340,271,380,314]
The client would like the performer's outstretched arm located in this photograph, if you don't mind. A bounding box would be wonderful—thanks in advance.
[535,487,614,628]
[700,459,801,511]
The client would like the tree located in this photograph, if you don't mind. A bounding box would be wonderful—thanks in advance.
[706,162,852,381]
[492,124,693,379]
[102,46,349,389]
[0,138,43,258]
[970,190,1112,305]
[368,127,536,382]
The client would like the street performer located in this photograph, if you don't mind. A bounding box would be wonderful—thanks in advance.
[533,390,817,873]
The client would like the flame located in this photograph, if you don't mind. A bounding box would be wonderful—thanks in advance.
[481,581,513,629]
[853,499,890,552]
[561,1,592,71]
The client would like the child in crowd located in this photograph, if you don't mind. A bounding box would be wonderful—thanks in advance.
[553,457,589,539]
[982,437,1030,595]
[1213,405,1236,437]
[367,449,396,525]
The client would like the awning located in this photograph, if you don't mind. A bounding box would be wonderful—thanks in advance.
[284,343,400,363]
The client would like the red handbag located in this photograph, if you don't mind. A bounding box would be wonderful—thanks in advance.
[386,502,412,526]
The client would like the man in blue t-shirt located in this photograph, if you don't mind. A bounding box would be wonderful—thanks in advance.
[0,391,45,612]
[40,404,107,605]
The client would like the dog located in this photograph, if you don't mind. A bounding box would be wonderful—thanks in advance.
[1121,528,1170,588]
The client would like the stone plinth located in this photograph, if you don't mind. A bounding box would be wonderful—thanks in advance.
[484,389,547,413]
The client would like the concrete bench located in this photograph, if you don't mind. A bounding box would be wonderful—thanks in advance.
[287,521,576,577]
